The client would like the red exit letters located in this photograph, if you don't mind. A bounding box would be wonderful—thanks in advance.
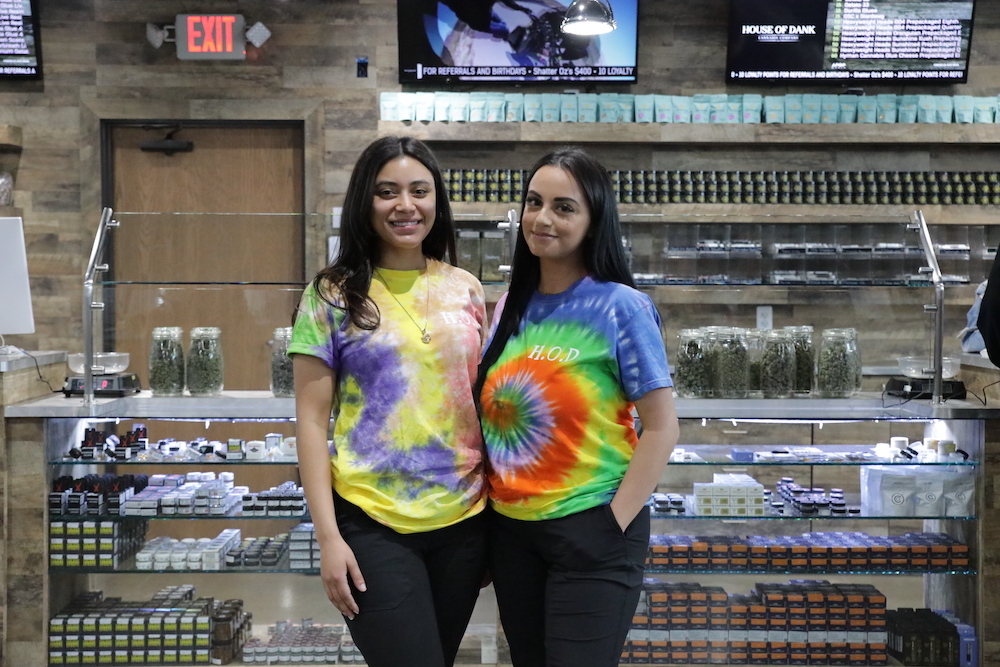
[186,15,236,53]
[174,14,247,60]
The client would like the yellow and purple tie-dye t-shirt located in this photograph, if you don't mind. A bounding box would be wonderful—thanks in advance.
[481,276,672,521]
[288,259,488,533]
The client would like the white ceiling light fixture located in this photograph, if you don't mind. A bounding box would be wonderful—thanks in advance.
[561,0,617,36]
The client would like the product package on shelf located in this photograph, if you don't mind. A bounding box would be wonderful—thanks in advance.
[47,586,249,666]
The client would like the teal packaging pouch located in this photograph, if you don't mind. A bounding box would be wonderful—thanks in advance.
[820,95,840,123]
[599,93,620,122]
[468,92,487,122]
[618,94,635,122]
[785,95,803,124]
[505,93,524,121]
[523,94,543,121]
[764,96,785,123]
[654,94,673,122]
[691,94,711,123]
[578,93,598,122]
[838,95,858,123]
[973,97,996,123]
[672,96,692,123]
[541,93,561,122]
[634,94,655,123]
[560,94,578,123]
[857,97,877,123]
[953,95,974,123]
[802,94,822,123]
[898,95,919,123]
[742,94,762,123]
[916,95,937,123]
[876,94,898,123]
[936,95,954,123]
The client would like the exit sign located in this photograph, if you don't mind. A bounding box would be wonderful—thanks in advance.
[175,14,246,60]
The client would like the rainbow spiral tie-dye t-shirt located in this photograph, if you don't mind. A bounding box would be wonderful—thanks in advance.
[288,259,488,533]
[480,276,672,521]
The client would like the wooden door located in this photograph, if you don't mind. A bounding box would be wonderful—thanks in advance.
[108,124,305,540]
[110,124,304,389]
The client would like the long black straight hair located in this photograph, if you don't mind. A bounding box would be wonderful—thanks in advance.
[311,135,456,329]
[474,147,634,399]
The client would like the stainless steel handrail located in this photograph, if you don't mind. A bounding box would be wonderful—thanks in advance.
[497,208,519,282]
[82,207,117,409]
[909,210,945,404]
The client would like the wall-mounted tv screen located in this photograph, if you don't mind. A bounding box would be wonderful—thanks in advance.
[0,0,41,80]
[726,0,975,83]
[397,0,638,83]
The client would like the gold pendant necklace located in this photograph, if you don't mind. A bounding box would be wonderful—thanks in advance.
[375,268,432,344]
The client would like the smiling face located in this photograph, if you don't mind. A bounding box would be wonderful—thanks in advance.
[522,165,591,275]
[371,155,436,268]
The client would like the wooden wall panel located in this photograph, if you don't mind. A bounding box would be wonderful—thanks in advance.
[0,0,995,352]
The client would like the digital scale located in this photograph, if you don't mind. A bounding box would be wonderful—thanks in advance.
[63,373,142,397]
[885,377,967,401]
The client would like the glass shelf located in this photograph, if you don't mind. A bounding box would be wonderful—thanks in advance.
[49,513,309,522]
[50,565,319,575]
[96,281,307,286]
[48,456,301,466]
[650,511,975,521]
[50,553,315,575]
[669,444,977,466]
[643,568,975,576]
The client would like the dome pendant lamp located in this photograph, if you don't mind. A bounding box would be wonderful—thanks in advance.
[561,0,617,35]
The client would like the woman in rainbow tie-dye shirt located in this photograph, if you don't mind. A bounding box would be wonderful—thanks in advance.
[290,136,488,667]
[476,147,680,667]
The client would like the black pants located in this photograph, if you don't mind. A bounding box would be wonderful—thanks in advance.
[488,503,650,667]
[334,494,488,667]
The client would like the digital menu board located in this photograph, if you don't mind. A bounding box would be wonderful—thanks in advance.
[0,0,41,79]
[727,0,976,83]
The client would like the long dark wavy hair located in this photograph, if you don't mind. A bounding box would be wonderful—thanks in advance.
[474,147,634,399]
[311,136,456,330]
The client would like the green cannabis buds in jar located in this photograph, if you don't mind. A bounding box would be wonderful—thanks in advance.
[675,329,712,398]
[817,328,860,398]
[148,327,185,396]
[784,325,814,394]
[711,327,749,399]
[760,330,795,398]
[187,327,224,396]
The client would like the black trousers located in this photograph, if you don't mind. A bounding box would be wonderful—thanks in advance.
[488,503,650,667]
[334,494,488,667]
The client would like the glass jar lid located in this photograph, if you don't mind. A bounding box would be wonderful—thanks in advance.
[273,326,293,340]
[190,326,221,338]
[152,326,183,338]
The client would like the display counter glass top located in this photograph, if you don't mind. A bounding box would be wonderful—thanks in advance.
[9,390,1000,420]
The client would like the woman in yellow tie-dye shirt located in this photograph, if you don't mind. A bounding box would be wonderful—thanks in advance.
[290,136,487,667]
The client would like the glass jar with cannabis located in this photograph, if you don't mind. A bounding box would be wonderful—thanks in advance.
[745,328,766,398]
[270,327,295,397]
[784,325,814,395]
[817,328,860,398]
[674,329,713,398]
[187,327,224,396]
[711,327,749,398]
[148,327,184,396]
[760,329,795,398]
